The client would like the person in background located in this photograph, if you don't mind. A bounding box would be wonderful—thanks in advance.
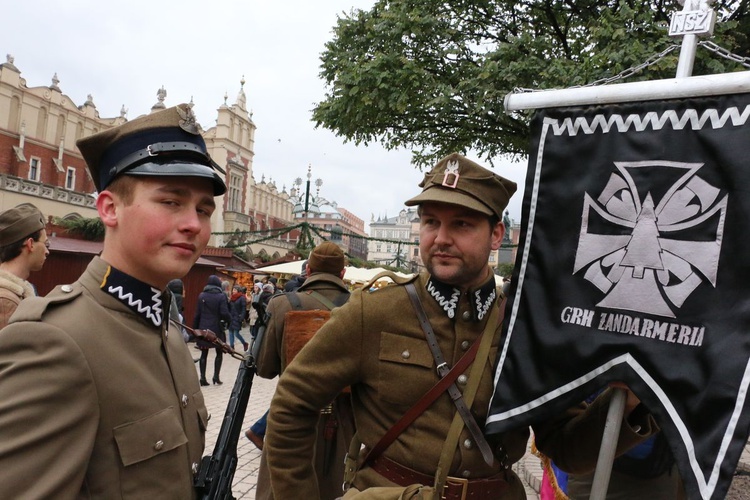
[254,241,353,500]
[0,203,48,329]
[166,278,190,343]
[228,284,249,351]
[283,260,307,292]
[0,103,225,497]
[194,274,231,385]
[250,282,262,339]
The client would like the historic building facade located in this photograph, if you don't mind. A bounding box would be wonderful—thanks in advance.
[368,208,420,271]
[0,55,369,265]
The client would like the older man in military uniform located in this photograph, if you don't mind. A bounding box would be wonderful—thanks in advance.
[0,104,225,498]
[265,153,655,499]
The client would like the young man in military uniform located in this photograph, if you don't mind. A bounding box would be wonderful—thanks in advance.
[0,103,226,498]
[254,241,354,500]
[0,203,49,328]
[265,153,656,499]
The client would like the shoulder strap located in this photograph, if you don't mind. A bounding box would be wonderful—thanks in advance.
[307,290,338,310]
[361,270,417,291]
[290,290,349,311]
[404,282,495,466]
[286,292,304,310]
[434,300,504,494]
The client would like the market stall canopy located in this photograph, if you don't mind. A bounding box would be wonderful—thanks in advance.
[255,261,414,284]
[255,261,305,275]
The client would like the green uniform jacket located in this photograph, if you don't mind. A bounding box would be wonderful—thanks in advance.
[266,271,654,499]
[0,257,208,499]
[256,271,354,500]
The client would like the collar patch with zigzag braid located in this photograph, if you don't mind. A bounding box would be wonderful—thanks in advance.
[101,266,164,327]
[425,274,497,322]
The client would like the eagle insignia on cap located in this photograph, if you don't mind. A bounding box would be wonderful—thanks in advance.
[176,105,200,135]
[442,159,460,188]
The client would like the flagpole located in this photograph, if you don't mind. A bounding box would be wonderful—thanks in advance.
[587,4,716,499]
[588,388,627,499]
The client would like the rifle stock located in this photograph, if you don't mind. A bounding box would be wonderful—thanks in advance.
[194,353,256,499]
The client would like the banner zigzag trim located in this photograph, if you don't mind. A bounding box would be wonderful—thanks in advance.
[547,104,750,136]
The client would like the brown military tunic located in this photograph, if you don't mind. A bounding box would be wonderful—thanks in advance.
[0,257,207,499]
[256,272,354,500]
[266,270,654,499]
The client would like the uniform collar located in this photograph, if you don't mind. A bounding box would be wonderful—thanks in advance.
[100,265,164,327]
[425,273,498,322]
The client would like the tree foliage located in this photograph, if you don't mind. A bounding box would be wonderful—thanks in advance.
[55,217,105,241]
[313,0,749,168]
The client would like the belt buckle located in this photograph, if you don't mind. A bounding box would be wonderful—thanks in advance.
[443,476,468,500]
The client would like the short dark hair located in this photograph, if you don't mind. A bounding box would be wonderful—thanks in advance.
[0,229,42,263]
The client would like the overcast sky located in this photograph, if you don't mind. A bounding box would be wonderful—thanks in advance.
[3,1,528,229]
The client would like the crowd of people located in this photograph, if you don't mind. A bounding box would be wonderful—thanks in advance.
[0,103,675,500]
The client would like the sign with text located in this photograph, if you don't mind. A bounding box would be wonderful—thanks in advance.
[486,93,750,499]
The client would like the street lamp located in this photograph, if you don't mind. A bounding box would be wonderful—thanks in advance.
[292,165,323,249]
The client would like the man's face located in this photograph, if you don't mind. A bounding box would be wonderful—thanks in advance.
[419,201,504,290]
[29,229,49,272]
[101,176,215,289]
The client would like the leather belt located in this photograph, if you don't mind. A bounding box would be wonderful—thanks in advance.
[369,456,508,500]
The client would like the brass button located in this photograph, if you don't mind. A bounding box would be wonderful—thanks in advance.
[463,439,473,449]
[461,341,470,350]
[61,284,73,293]
[462,311,471,321]
[457,374,468,385]
[401,350,410,359]
[181,394,189,407]
[154,440,164,451]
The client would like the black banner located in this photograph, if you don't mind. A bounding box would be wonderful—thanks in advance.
[486,93,750,499]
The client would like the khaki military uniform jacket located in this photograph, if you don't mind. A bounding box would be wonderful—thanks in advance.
[266,271,653,499]
[256,272,353,500]
[0,257,207,499]
[0,268,35,329]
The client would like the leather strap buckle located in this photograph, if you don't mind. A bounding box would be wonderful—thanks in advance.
[443,476,468,500]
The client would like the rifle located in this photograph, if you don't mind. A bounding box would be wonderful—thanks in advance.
[171,321,255,500]
[194,351,255,499]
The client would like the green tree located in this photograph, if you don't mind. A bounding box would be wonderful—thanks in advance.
[314,0,748,168]
[55,217,105,241]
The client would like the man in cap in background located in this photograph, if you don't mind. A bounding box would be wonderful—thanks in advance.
[265,153,655,498]
[0,203,48,328]
[254,240,353,500]
[0,103,226,498]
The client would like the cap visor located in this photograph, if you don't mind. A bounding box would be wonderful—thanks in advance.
[126,160,226,195]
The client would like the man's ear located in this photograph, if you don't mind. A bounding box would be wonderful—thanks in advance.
[24,237,34,253]
[96,191,119,228]
[490,220,505,251]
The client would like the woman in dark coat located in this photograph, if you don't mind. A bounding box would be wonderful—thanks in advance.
[228,285,249,351]
[193,275,230,385]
